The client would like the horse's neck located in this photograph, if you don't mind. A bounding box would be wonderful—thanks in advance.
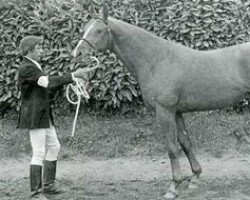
[109,18,175,78]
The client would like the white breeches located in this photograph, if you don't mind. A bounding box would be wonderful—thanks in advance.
[29,125,61,166]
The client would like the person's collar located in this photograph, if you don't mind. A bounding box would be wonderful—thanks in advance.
[24,56,42,71]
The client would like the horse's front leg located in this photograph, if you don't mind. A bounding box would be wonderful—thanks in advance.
[156,103,181,199]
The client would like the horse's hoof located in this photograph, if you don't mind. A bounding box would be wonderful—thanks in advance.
[188,174,200,189]
[163,192,177,199]
[188,182,198,189]
[164,183,178,199]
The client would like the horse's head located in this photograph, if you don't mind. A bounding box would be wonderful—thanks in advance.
[71,4,111,61]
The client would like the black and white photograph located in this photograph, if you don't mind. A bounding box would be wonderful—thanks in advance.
[1,0,250,199]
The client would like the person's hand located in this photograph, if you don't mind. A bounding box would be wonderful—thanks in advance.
[73,66,98,80]
[73,68,89,80]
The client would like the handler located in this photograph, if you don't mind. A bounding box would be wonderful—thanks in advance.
[17,35,88,198]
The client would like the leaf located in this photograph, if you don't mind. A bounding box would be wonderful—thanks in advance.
[203,41,209,47]
[122,90,132,102]
[180,28,190,34]
[128,85,138,97]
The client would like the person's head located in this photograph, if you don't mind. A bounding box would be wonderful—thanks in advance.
[19,36,43,61]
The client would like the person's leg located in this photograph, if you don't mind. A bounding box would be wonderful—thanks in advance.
[29,129,46,197]
[43,125,61,194]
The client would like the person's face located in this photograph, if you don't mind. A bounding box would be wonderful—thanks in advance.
[31,43,43,61]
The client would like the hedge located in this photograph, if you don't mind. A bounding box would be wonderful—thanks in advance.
[1,0,250,113]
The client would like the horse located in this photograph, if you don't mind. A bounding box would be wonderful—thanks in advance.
[72,4,250,199]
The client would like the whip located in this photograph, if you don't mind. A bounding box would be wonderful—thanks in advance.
[66,56,99,137]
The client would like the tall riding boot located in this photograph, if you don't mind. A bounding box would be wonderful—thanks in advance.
[30,165,42,197]
[42,160,60,195]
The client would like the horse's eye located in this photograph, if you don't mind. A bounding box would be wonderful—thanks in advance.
[96,29,102,34]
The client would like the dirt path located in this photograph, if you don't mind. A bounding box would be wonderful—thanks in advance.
[1,154,250,200]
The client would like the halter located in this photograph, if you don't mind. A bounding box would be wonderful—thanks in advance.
[80,18,112,52]
[68,18,111,137]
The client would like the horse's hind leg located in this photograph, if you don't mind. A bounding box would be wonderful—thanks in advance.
[176,113,202,185]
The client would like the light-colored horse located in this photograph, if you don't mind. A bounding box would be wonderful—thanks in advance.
[72,4,250,199]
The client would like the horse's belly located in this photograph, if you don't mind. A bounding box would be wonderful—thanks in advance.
[177,89,246,112]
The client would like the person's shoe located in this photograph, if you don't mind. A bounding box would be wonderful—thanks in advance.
[31,193,48,199]
[42,160,60,195]
[42,182,60,195]
[30,165,42,197]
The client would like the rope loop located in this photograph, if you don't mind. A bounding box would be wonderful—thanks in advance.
[66,56,99,137]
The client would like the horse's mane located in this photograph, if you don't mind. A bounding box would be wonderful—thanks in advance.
[109,17,248,54]
[109,17,197,55]
[109,17,161,39]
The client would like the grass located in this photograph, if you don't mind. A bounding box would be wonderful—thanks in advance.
[1,109,250,159]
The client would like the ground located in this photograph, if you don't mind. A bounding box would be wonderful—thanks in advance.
[1,110,250,199]
[1,154,250,200]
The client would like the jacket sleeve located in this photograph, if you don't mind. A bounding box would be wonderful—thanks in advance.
[48,74,73,89]
[19,65,44,84]
[19,64,74,89]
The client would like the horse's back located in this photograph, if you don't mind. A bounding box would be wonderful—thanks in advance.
[175,43,250,112]
[147,41,250,112]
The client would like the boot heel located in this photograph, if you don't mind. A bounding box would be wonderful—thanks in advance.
[42,160,60,195]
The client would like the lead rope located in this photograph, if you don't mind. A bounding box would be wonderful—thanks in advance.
[66,56,100,137]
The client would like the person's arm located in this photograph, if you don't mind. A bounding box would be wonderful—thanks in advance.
[18,64,44,85]
[38,74,73,89]
[19,64,87,89]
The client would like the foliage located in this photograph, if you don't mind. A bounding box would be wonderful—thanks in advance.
[0,0,141,112]
[1,0,250,112]
[108,0,250,49]
[0,0,85,108]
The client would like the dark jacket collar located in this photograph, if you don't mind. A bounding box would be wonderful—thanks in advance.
[22,56,42,71]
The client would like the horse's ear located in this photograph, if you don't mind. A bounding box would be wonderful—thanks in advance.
[90,2,97,18]
[101,3,109,22]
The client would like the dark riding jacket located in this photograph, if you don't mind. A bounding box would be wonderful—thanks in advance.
[18,57,73,129]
